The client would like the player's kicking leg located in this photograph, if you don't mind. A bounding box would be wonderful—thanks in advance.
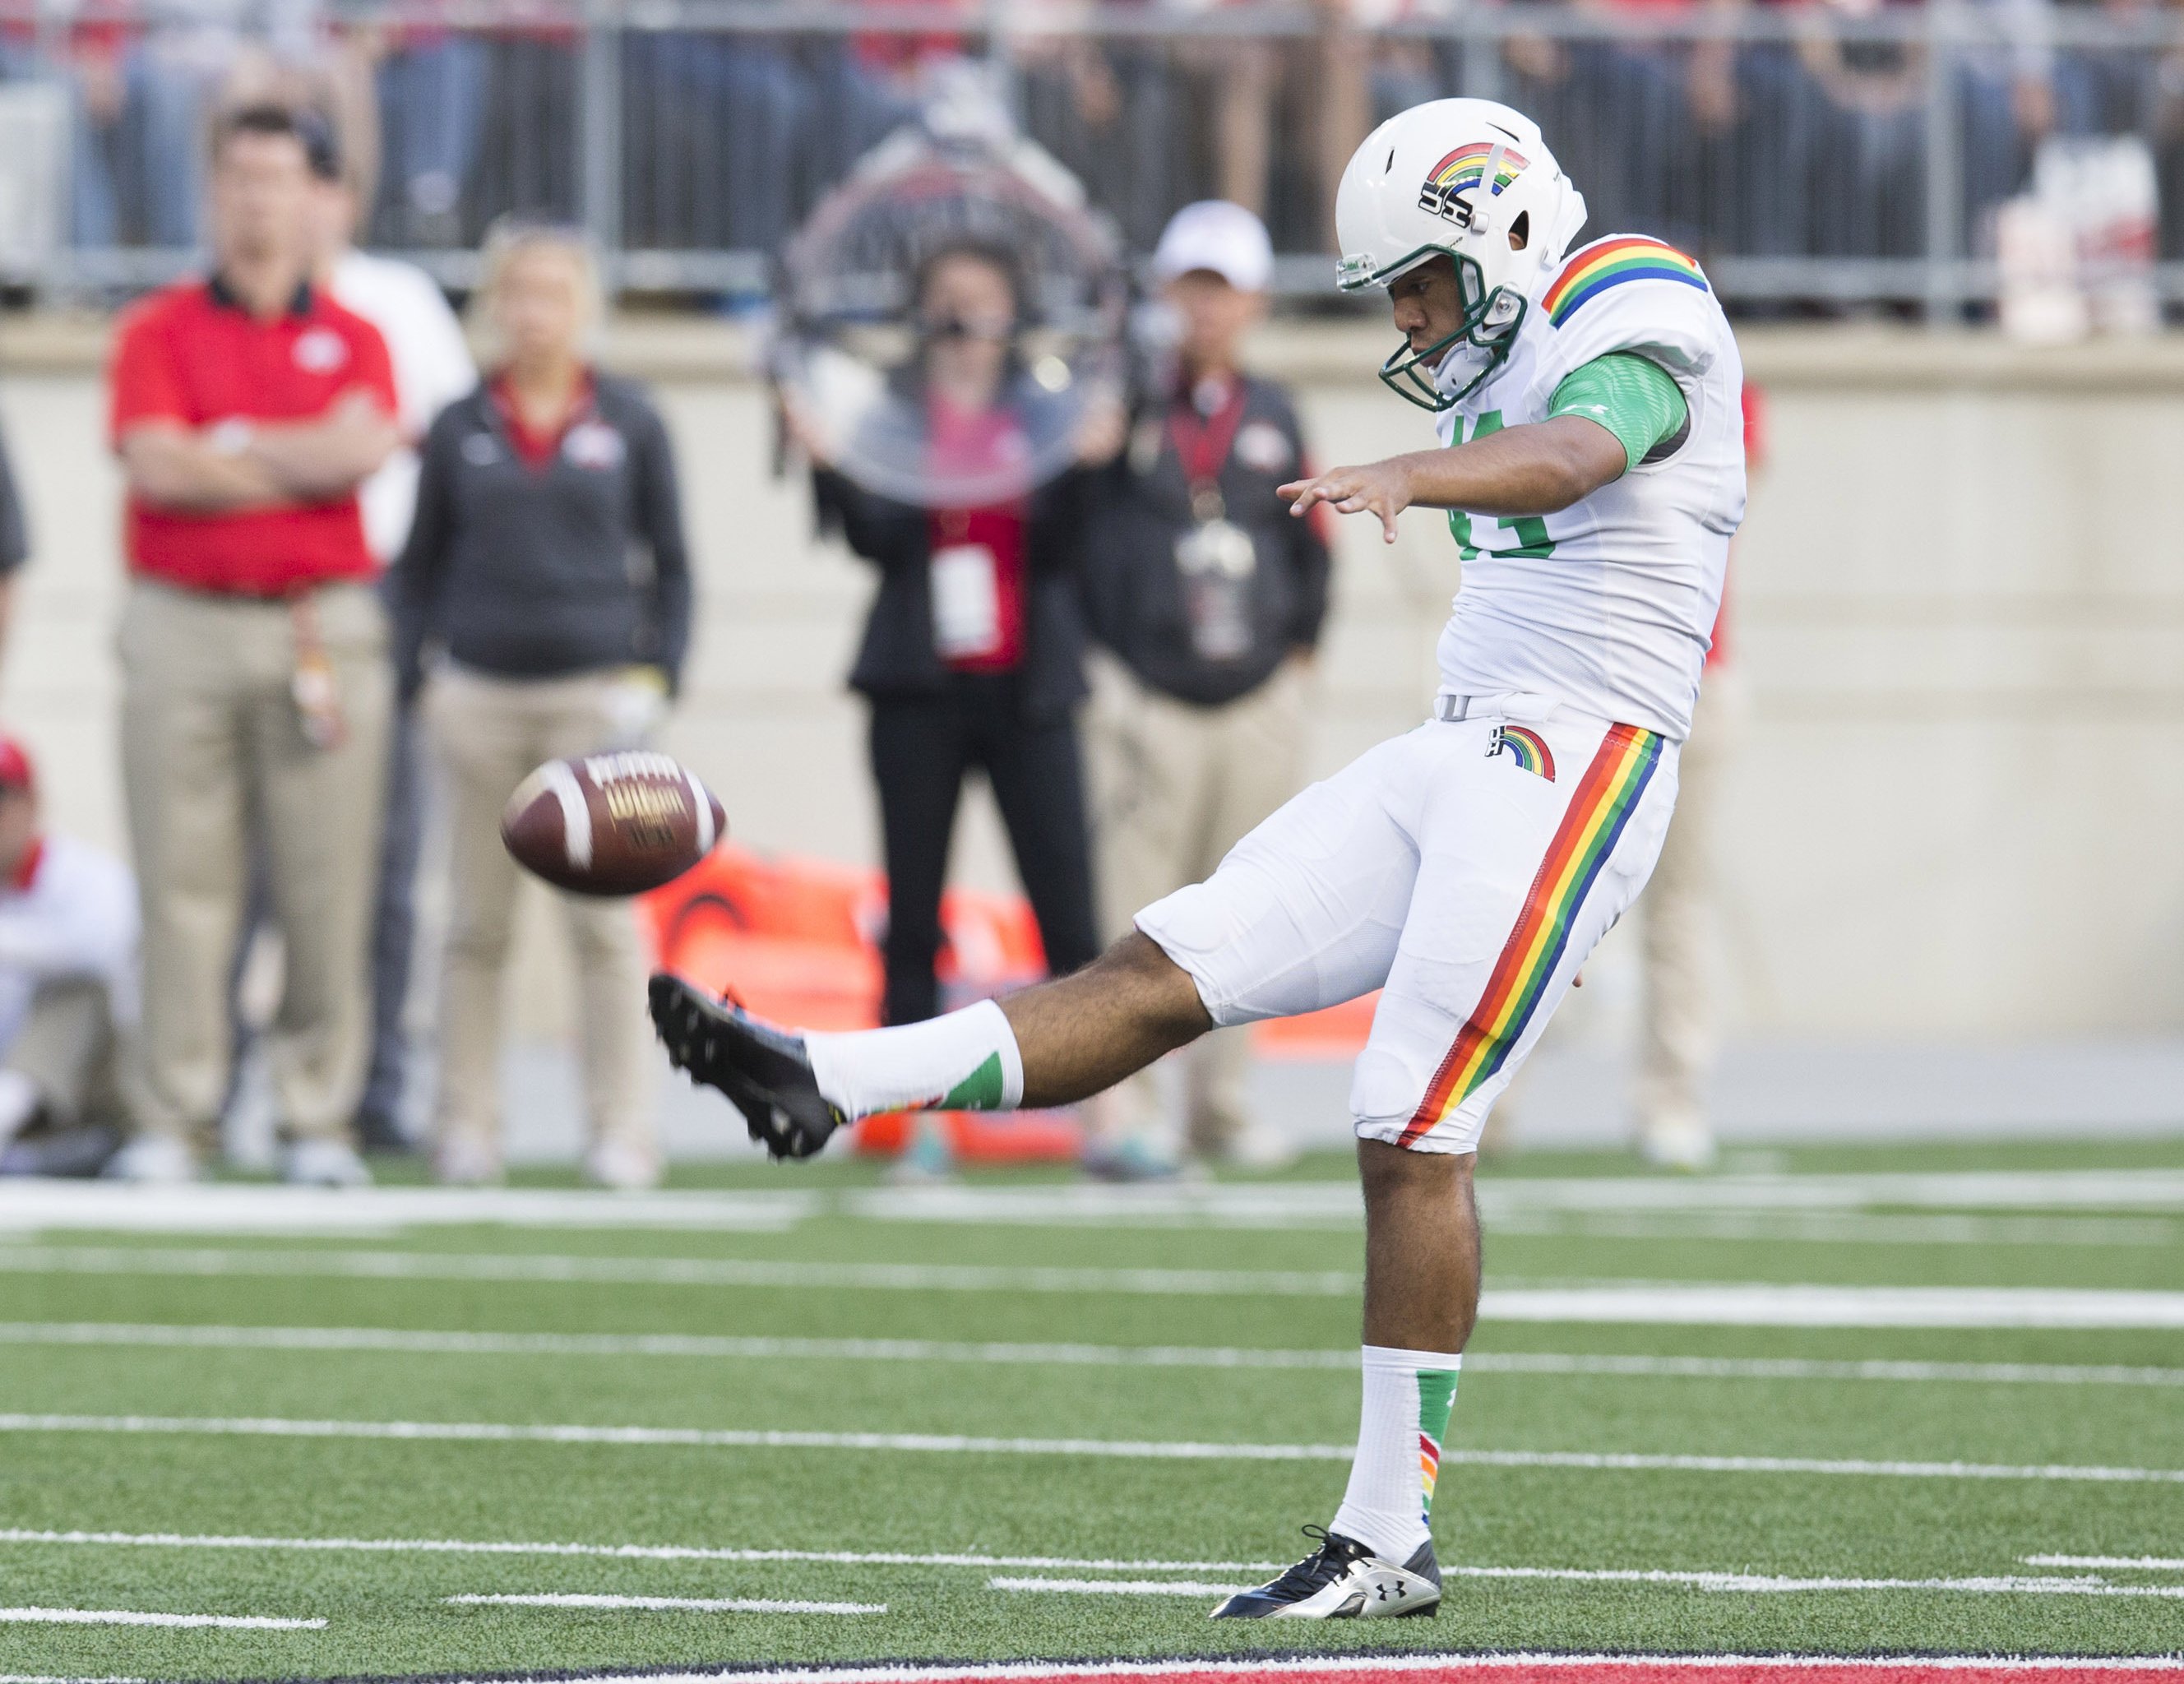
[652,710,1676,1622]
[646,929,1210,1159]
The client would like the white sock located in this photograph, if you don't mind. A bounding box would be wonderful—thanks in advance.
[1329,1344,1462,1563]
[803,998,1025,1120]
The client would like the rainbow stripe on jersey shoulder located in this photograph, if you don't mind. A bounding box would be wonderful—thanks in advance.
[1541,237,1708,328]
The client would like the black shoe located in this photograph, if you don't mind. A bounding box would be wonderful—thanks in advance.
[1210,1527,1441,1620]
[647,974,844,1160]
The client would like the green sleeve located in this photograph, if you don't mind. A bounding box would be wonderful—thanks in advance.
[1547,353,1689,475]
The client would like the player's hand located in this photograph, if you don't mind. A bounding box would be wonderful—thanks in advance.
[1279,458,1414,544]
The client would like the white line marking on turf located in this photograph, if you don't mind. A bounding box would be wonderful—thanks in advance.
[993,1569,2184,1598]
[2026,1556,2184,1571]
[0,1246,1358,1298]
[4,1321,2178,1389]
[0,1183,811,1237]
[8,1245,2184,1326]
[0,1607,322,1630]
[443,1592,883,1615]
[2,1413,2178,1484]
[0,1528,1289,1573]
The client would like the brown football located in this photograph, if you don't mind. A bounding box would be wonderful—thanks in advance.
[500,751,726,897]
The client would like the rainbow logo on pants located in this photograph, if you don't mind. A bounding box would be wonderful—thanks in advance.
[1401,723,1663,1144]
[1488,724,1556,782]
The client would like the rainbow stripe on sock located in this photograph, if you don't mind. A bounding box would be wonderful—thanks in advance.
[1400,724,1664,1145]
[1542,238,1708,328]
[1417,1369,1460,1523]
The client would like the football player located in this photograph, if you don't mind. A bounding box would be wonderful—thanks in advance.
[651,97,1744,1620]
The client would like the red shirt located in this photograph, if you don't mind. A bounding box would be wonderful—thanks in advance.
[489,368,596,467]
[109,277,396,595]
[924,396,1029,675]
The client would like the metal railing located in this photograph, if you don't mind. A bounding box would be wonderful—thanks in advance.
[3,0,2184,315]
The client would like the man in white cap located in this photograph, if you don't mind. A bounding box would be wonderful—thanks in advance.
[1079,200,1330,1179]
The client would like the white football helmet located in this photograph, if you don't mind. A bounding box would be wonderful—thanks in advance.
[1335,99,1589,410]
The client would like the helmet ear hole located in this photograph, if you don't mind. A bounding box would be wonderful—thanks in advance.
[1508,210,1530,252]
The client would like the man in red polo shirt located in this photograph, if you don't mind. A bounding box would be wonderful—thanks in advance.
[104,103,398,1186]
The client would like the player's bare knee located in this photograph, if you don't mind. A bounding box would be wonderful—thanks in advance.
[1358,1137,1474,1209]
[1099,931,1214,1046]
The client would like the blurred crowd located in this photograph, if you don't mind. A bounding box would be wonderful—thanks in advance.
[7,0,2184,280]
[0,50,1770,1190]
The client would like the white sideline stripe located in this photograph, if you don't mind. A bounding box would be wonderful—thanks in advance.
[2,1414,2179,1484]
[2027,1556,2184,1571]
[4,1321,2179,1389]
[0,1528,1289,1574]
[10,1244,2184,1326]
[445,1592,882,1616]
[993,1570,2184,1599]
[0,1606,322,1630]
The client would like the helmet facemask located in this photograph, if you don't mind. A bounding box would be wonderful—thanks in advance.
[1363,245,1529,414]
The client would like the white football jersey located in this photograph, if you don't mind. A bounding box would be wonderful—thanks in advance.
[1430,234,1746,741]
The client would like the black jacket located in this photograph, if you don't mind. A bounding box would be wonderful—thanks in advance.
[1082,372,1330,707]
[814,457,1094,726]
[391,372,692,700]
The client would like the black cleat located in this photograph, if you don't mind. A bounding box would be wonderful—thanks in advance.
[1210,1527,1441,1620]
[647,974,845,1160]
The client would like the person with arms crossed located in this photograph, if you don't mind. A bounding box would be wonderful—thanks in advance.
[391,221,691,1191]
[1079,199,1330,1178]
[104,103,398,1187]
[651,97,1743,1618]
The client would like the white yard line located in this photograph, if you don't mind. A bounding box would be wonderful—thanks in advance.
[0,1246,1358,1298]
[6,1246,2184,1326]
[0,1607,322,1630]
[993,1569,2184,1598]
[0,1413,2177,1484]
[2,1321,2177,1388]
[0,1527,1289,1574]
[443,1592,883,1615]
[2025,1556,2184,1571]
[0,1182,811,1236]
[0,1171,2176,1244]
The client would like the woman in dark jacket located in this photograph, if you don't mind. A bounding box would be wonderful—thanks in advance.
[806,239,1104,1029]
[391,221,692,1190]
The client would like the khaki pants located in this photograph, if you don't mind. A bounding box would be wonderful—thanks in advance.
[9,975,127,1129]
[118,581,391,1146]
[422,665,655,1173]
[1086,656,1307,1153]
[1632,665,1746,1136]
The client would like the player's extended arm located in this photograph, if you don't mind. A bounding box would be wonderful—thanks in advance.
[1279,353,1688,544]
[242,389,400,502]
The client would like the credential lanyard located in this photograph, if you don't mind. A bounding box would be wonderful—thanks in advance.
[1168,381,1248,520]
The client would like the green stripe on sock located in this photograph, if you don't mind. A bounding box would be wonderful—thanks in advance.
[1418,1369,1459,1442]
[941,1052,1006,1110]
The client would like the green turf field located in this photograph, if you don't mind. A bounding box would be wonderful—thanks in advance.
[0,1136,2179,1680]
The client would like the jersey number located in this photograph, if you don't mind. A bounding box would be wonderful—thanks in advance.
[1447,410,1555,560]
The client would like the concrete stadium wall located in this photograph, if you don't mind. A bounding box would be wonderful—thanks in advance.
[2,316,2180,1051]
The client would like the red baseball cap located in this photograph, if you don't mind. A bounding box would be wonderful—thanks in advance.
[0,734,35,793]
